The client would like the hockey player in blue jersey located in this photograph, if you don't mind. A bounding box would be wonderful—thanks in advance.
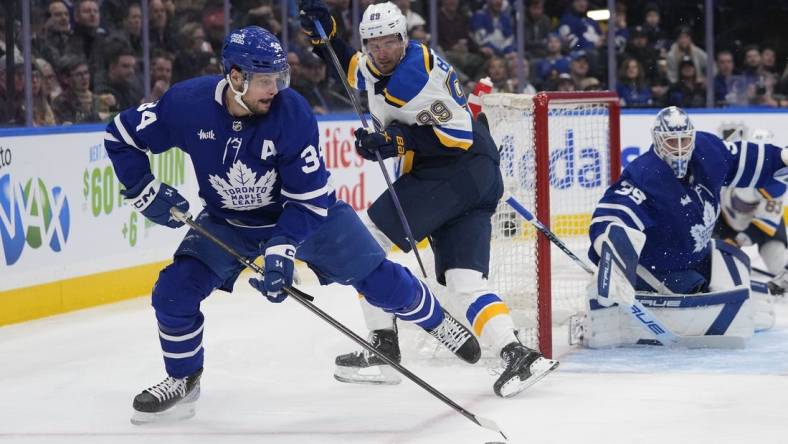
[104,26,482,424]
[582,106,783,348]
[299,0,557,398]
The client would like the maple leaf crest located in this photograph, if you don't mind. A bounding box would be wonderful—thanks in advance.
[208,161,277,210]
[664,109,688,129]
[689,200,718,252]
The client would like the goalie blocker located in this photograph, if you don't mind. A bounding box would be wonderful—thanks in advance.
[581,223,775,348]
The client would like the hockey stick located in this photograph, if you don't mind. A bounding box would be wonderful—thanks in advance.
[312,19,428,279]
[169,208,506,439]
[505,196,746,349]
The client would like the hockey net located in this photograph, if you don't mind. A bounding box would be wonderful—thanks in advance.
[482,92,621,358]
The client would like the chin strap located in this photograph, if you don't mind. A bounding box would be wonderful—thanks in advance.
[226,73,251,114]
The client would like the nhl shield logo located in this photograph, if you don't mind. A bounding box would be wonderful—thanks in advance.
[232,121,242,132]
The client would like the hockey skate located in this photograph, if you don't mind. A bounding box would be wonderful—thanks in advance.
[493,342,558,398]
[130,368,203,425]
[334,328,402,385]
[426,309,481,364]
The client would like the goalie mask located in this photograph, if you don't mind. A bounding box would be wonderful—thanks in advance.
[651,106,696,179]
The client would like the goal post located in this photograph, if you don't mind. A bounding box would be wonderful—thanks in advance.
[482,91,621,358]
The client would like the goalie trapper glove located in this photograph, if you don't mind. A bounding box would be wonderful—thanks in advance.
[122,173,189,228]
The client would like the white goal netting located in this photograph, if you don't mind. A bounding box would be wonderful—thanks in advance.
[482,92,620,356]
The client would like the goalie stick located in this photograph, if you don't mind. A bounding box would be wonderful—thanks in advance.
[311,19,428,279]
[505,196,746,349]
[169,208,507,439]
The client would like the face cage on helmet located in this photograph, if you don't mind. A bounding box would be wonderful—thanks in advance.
[652,129,696,178]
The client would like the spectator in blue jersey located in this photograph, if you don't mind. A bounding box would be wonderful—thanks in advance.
[557,0,602,62]
[616,57,652,108]
[470,0,516,59]
[104,26,480,425]
[536,33,570,89]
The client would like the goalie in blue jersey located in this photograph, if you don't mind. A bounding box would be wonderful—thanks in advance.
[104,26,482,425]
[299,0,558,397]
[582,106,783,348]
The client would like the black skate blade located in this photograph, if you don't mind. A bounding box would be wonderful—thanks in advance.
[130,387,199,425]
[334,364,402,385]
[498,357,559,398]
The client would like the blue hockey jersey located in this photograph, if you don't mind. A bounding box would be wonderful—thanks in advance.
[104,76,334,244]
[589,131,786,291]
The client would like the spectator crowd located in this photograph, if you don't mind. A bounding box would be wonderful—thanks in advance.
[1,0,787,127]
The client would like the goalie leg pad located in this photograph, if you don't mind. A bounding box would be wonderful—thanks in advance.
[594,224,645,307]
[582,285,756,348]
[709,239,774,331]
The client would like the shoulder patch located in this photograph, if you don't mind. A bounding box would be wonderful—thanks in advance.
[385,42,433,107]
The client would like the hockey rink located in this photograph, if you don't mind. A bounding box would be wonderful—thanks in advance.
[1,266,787,444]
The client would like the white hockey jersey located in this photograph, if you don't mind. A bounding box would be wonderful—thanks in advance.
[346,41,474,151]
[719,186,785,236]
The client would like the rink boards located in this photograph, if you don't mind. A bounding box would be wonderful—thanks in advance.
[1,109,787,325]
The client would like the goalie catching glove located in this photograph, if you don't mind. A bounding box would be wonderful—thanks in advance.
[249,237,296,303]
[121,173,189,228]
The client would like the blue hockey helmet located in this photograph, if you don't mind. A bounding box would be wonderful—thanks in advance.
[221,26,289,88]
[651,106,696,178]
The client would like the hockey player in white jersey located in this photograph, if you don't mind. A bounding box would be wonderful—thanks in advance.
[299,0,557,398]
[582,107,784,348]
[714,130,788,295]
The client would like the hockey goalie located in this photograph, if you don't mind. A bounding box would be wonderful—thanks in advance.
[577,106,781,348]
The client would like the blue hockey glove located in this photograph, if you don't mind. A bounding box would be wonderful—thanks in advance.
[299,0,336,42]
[249,237,296,303]
[354,125,412,161]
[121,173,189,228]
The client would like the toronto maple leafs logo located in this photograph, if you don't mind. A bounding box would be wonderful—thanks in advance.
[664,108,688,129]
[208,161,277,210]
[689,200,718,253]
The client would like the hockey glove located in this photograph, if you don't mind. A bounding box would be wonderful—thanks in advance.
[299,0,336,43]
[249,237,296,303]
[354,125,412,161]
[121,173,189,228]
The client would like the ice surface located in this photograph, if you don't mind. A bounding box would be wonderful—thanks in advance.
[1,268,786,444]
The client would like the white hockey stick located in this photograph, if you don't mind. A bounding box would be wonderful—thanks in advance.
[505,196,746,349]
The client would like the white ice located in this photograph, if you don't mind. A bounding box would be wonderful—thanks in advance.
[1,262,787,444]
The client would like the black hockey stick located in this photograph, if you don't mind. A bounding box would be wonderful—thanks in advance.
[169,208,506,439]
[311,19,428,279]
[505,196,746,349]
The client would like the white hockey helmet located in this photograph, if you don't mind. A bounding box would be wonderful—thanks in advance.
[359,2,408,52]
[651,106,696,178]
